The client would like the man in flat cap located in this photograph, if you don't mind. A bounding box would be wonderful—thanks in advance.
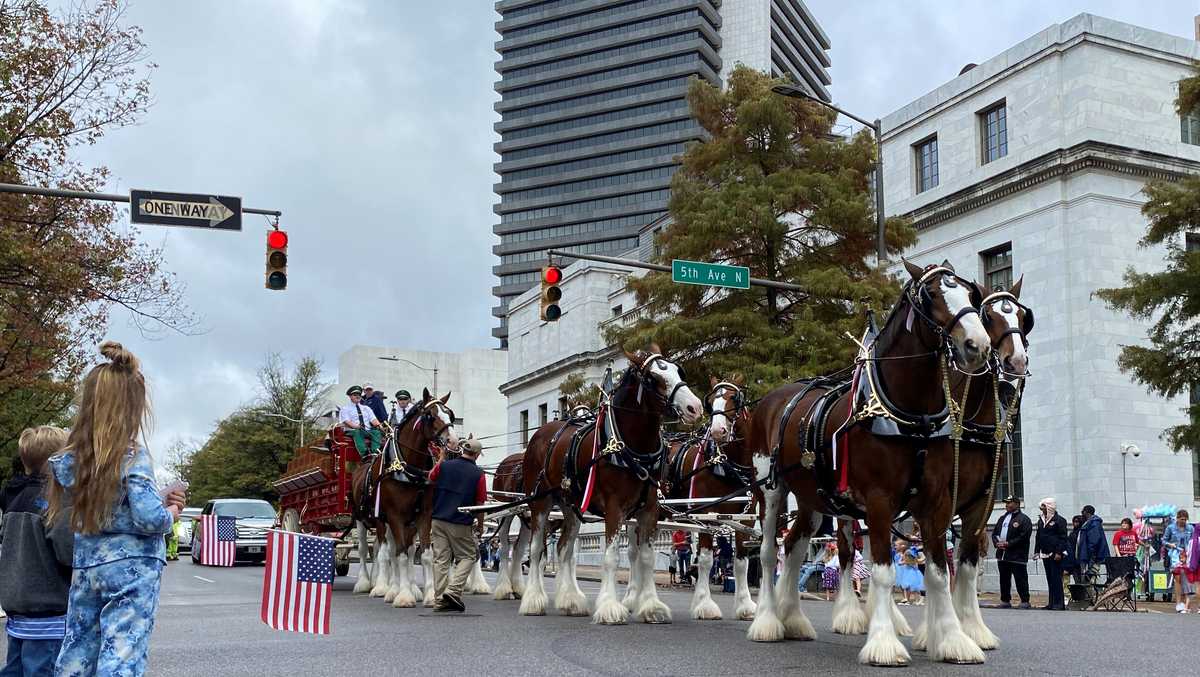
[340,385,382,456]
[992,494,1032,609]
[389,390,417,427]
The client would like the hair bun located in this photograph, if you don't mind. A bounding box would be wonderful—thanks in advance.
[99,341,139,371]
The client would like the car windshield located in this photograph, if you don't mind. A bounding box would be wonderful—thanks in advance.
[213,501,276,519]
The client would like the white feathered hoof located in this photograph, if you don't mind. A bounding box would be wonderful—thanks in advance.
[859,632,911,667]
[735,600,757,621]
[931,629,986,665]
[519,588,548,616]
[422,591,436,608]
[636,598,672,624]
[891,600,914,637]
[747,612,786,642]
[912,621,928,651]
[831,602,868,635]
[353,574,372,594]
[782,612,817,641]
[369,582,389,598]
[692,598,723,621]
[592,598,630,625]
[620,591,640,613]
[391,588,417,608]
[555,588,591,617]
[493,578,516,601]
[383,584,401,604]
[961,617,999,651]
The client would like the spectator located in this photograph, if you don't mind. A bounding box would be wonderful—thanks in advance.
[1,426,72,677]
[1065,514,1084,582]
[1034,497,1069,611]
[360,383,389,425]
[992,495,1032,609]
[1186,515,1200,612]
[1132,509,1155,597]
[851,549,871,597]
[428,439,487,613]
[1111,518,1139,557]
[797,542,834,592]
[46,342,184,675]
[894,539,925,605]
[715,534,733,580]
[820,544,841,600]
[672,530,692,586]
[1162,509,1194,613]
[1075,505,1110,579]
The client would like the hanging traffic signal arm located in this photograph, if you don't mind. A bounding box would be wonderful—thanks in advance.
[540,265,563,321]
[266,229,288,290]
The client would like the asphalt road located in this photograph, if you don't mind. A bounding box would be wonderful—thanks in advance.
[147,559,1192,677]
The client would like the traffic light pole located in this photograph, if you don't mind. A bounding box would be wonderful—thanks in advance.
[0,182,281,216]
[546,249,804,292]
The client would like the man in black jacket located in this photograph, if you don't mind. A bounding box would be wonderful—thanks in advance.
[1034,497,1070,611]
[428,443,486,613]
[992,495,1032,608]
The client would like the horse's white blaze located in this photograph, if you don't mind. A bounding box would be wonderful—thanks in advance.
[690,547,722,620]
[708,394,730,441]
[518,521,548,616]
[747,484,785,642]
[353,521,373,594]
[592,534,628,625]
[652,359,703,424]
[924,563,984,663]
[831,557,867,634]
[941,276,989,364]
[777,536,817,640]
[994,302,1028,373]
[953,561,998,650]
[859,563,910,666]
[733,555,756,620]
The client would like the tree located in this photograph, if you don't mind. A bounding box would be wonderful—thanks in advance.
[558,371,604,412]
[0,1,194,481]
[1095,67,1200,454]
[607,67,915,395]
[178,355,327,505]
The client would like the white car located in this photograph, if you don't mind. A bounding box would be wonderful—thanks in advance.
[175,507,202,553]
[190,499,277,565]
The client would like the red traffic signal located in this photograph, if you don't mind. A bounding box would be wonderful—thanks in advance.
[267,230,289,249]
[543,266,562,284]
[540,265,562,321]
[265,229,288,291]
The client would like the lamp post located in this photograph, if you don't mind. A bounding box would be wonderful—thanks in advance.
[771,83,887,263]
[1120,443,1141,508]
[377,355,439,395]
[264,412,305,448]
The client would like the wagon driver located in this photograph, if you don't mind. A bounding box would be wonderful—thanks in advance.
[340,385,382,457]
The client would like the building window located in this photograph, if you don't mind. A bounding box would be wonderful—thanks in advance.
[520,409,529,445]
[997,417,1025,502]
[980,102,1008,164]
[557,396,568,420]
[538,403,548,428]
[982,243,1013,292]
[611,304,623,317]
[914,136,939,193]
[1182,111,1200,145]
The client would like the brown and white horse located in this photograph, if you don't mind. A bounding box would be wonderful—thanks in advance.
[491,451,530,601]
[519,348,703,624]
[747,261,992,666]
[661,375,759,621]
[350,388,459,608]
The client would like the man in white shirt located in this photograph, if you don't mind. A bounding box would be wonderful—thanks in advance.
[340,385,382,456]
[389,389,417,426]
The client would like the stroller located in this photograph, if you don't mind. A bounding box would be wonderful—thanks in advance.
[1086,556,1140,612]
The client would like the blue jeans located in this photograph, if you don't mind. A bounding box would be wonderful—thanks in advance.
[797,563,824,591]
[56,558,164,677]
[2,635,62,677]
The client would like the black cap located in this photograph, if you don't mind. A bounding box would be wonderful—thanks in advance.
[395,390,411,400]
[1003,495,1019,504]
[346,385,363,397]
[1082,504,1096,516]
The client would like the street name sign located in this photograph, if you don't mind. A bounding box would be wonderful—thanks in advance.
[671,259,751,290]
[130,189,242,231]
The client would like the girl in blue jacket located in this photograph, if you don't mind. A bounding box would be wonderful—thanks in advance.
[46,342,185,676]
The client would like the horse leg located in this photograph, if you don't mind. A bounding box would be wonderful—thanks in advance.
[467,557,492,595]
[493,515,516,600]
[370,526,392,598]
[633,507,671,624]
[733,528,756,620]
[518,505,550,616]
[859,499,910,667]
[747,485,785,642]
[919,516,985,664]
[388,525,417,608]
[592,504,630,625]
[406,545,421,600]
[353,520,373,594]
[510,523,530,598]
[554,511,589,616]
[777,510,819,640]
[691,532,721,620]
[952,501,999,650]
[383,532,404,604]
[831,519,868,635]
[620,524,642,612]
[420,515,437,607]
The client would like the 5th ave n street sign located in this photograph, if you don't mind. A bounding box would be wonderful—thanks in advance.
[671,259,751,290]
[130,189,242,231]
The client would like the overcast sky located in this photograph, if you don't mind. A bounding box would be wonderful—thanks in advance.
[74,1,1196,457]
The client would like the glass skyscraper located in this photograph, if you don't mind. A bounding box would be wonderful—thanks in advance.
[492,0,831,346]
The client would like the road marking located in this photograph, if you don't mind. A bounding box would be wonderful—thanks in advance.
[193,575,215,583]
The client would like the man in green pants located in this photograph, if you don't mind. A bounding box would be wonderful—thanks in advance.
[339,385,382,457]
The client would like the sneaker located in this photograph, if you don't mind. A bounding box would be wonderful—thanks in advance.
[1017,602,1032,610]
[897,600,910,606]
[914,598,924,606]
[441,592,465,613]
[1176,602,1185,612]
[996,602,1012,609]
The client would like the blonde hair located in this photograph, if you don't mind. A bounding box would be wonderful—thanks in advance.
[18,426,68,474]
[47,341,149,534]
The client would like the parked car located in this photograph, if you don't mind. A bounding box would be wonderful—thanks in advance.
[175,507,202,554]
[190,499,277,565]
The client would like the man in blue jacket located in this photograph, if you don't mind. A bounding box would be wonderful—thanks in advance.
[1075,504,1110,578]
[428,443,486,613]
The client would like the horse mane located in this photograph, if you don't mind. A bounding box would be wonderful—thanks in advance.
[395,401,427,431]
[872,279,918,359]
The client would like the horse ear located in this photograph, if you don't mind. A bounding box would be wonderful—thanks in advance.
[1010,275,1024,300]
[467,432,474,440]
[422,387,432,402]
[902,258,924,280]
[968,280,985,307]
[649,342,662,355]
[709,375,719,387]
[439,391,452,404]
[623,348,642,366]
[733,373,745,386]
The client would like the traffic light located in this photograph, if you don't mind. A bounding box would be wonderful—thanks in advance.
[540,265,562,321]
[265,229,288,290]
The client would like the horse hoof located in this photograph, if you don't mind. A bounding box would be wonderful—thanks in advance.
[592,599,629,625]
[782,614,817,641]
[391,591,416,608]
[912,621,927,651]
[735,603,757,621]
[931,630,986,665]
[747,614,785,642]
[859,634,911,667]
[692,599,723,621]
[637,600,672,624]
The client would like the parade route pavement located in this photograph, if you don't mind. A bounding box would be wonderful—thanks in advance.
[147,560,1193,676]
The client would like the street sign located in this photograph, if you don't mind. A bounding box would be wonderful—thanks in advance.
[671,259,750,290]
[130,189,242,231]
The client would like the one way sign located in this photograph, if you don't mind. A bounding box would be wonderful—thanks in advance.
[130,189,242,231]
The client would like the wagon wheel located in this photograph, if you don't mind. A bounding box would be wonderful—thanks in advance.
[281,508,301,533]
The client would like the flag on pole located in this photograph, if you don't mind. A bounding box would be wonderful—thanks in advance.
[200,514,237,566]
[260,529,334,635]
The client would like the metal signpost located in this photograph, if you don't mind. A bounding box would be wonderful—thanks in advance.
[130,189,243,231]
[671,259,750,290]
[546,249,802,292]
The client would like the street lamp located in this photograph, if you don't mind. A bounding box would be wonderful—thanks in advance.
[1120,443,1141,508]
[771,83,887,262]
[377,355,439,395]
[264,412,305,448]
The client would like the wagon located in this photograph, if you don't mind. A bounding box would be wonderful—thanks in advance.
[272,426,366,576]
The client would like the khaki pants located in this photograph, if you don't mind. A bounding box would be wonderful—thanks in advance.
[431,520,478,600]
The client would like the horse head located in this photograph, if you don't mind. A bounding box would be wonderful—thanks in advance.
[416,387,459,453]
[706,374,747,443]
[973,275,1032,378]
[622,344,703,424]
[902,258,991,373]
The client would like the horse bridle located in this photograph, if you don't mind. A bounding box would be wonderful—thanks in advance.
[979,291,1034,350]
[704,381,747,421]
[906,266,982,341]
[413,400,456,452]
[637,353,691,415]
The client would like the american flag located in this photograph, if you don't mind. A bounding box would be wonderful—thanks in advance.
[260,529,334,635]
[200,514,237,566]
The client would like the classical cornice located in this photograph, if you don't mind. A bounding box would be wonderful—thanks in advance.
[499,346,619,395]
[902,141,1200,230]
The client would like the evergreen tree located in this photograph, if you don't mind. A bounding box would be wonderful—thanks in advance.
[607,66,915,394]
[1095,68,1200,454]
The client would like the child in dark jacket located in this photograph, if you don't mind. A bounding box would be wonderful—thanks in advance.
[0,426,71,677]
